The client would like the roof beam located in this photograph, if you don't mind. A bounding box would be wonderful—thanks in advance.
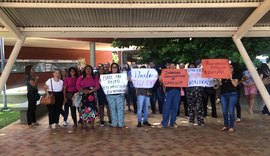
[235,0,270,39]
[1,27,270,38]
[0,9,21,39]
[0,2,260,9]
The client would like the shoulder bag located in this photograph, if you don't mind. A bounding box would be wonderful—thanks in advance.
[40,78,56,105]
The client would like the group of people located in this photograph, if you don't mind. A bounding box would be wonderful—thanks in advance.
[24,61,270,133]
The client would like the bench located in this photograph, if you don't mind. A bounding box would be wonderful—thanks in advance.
[13,101,47,123]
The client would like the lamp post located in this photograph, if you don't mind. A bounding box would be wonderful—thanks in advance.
[0,37,9,111]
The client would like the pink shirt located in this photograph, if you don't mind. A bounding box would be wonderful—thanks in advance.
[64,77,79,92]
[76,75,100,91]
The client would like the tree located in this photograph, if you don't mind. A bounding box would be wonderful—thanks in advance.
[112,38,270,66]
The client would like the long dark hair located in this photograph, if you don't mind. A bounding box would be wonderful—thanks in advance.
[82,65,95,79]
[24,65,32,76]
[68,67,79,77]
[110,63,120,73]
[261,63,270,72]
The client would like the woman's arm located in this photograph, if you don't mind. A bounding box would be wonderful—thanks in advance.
[88,77,100,94]
[43,84,49,94]
[28,76,38,87]
[76,76,83,91]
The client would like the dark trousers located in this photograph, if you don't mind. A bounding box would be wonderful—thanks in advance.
[150,87,163,114]
[129,88,137,113]
[47,92,64,125]
[235,91,241,119]
[262,85,270,114]
[178,95,188,117]
[125,93,131,110]
[27,91,37,125]
[203,87,217,117]
[99,104,111,123]
[63,98,77,124]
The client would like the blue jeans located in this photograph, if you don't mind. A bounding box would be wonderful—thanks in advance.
[106,94,125,127]
[161,89,180,127]
[137,95,150,123]
[220,92,238,128]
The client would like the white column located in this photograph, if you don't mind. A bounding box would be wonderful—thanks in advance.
[0,36,25,93]
[90,42,96,67]
[232,36,270,110]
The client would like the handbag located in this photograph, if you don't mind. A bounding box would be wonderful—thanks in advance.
[72,92,82,107]
[40,78,56,105]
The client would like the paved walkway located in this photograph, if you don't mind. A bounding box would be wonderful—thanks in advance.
[0,96,270,156]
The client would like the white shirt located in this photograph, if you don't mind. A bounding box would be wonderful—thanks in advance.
[45,78,63,92]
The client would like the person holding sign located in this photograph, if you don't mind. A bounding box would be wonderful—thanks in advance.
[186,61,205,126]
[135,66,152,127]
[106,63,126,128]
[160,63,181,128]
[220,63,241,133]
[76,65,100,131]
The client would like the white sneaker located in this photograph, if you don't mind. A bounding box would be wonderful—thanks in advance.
[63,121,67,126]
[236,118,241,123]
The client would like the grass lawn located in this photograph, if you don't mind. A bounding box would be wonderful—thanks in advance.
[0,109,20,129]
[0,95,27,129]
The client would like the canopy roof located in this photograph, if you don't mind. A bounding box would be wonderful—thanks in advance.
[0,0,270,38]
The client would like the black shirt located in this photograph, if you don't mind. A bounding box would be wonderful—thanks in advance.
[220,73,242,94]
[24,75,38,91]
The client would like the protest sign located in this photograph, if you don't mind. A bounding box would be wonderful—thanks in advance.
[161,69,188,87]
[131,69,158,88]
[202,59,230,79]
[188,68,215,87]
[100,73,128,95]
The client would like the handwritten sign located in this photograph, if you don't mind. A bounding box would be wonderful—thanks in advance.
[100,73,128,95]
[202,59,230,79]
[131,69,158,88]
[161,69,188,87]
[188,68,215,87]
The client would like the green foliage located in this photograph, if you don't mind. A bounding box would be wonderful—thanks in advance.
[0,110,19,129]
[112,38,270,66]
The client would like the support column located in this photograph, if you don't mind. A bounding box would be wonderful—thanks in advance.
[0,36,25,93]
[90,42,96,67]
[233,36,270,110]
[0,37,8,111]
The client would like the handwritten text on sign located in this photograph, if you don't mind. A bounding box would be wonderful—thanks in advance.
[161,69,188,87]
[131,69,158,88]
[202,59,230,79]
[100,73,128,95]
[188,68,214,87]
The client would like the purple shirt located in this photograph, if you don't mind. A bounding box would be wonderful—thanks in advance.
[64,77,79,92]
[76,75,100,91]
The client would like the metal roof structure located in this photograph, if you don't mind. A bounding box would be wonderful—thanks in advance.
[0,0,270,38]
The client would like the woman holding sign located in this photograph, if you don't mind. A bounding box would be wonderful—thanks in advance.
[76,65,100,131]
[160,63,181,128]
[186,61,205,126]
[220,63,241,132]
[106,63,126,128]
